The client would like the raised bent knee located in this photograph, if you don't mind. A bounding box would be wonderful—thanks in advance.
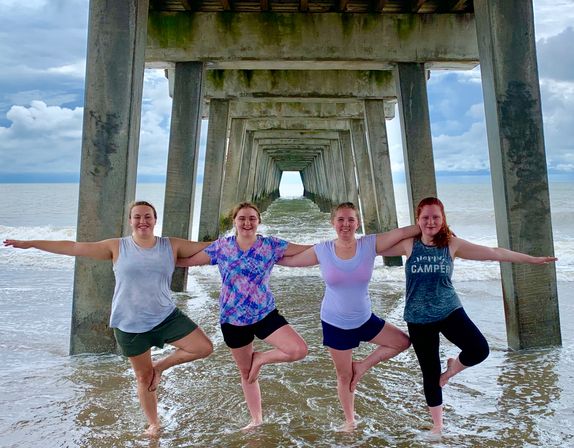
[289,341,308,361]
[476,343,490,364]
[460,341,490,367]
[198,339,214,359]
[400,336,412,352]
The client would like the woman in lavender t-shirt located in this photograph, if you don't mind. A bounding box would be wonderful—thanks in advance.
[178,201,310,430]
[279,202,420,430]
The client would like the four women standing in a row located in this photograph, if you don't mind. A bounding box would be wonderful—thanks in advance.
[3,197,557,437]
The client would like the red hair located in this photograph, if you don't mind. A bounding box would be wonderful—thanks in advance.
[416,197,453,248]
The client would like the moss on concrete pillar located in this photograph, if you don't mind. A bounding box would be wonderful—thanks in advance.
[395,63,437,222]
[350,119,378,234]
[71,0,149,354]
[364,99,401,266]
[163,62,205,291]
[475,0,560,349]
[199,99,230,242]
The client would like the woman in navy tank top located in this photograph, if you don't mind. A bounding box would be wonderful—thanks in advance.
[382,197,557,436]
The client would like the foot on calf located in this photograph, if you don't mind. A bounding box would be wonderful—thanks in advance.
[350,361,368,392]
[247,353,263,384]
[440,357,463,387]
[148,367,162,392]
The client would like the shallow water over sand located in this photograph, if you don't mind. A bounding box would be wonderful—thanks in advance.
[1,192,573,447]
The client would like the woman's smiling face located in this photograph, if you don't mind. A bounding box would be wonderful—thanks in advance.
[234,206,260,237]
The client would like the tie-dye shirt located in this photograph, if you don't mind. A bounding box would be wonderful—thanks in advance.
[204,234,289,325]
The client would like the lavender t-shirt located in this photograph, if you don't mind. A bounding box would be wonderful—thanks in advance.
[314,234,377,329]
[205,235,288,325]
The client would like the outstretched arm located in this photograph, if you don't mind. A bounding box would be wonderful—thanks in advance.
[177,250,211,267]
[377,238,414,258]
[376,224,420,255]
[278,246,319,267]
[3,239,116,261]
[451,237,558,264]
[283,242,313,257]
[170,238,211,258]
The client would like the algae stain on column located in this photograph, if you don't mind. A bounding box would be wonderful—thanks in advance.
[88,111,120,179]
[499,81,548,241]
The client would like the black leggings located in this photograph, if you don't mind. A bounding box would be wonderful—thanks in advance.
[407,307,489,407]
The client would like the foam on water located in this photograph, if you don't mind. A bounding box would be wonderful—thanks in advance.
[1,185,574,447]
[2,194,574,280]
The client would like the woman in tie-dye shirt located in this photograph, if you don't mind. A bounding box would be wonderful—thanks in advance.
[178,202,309,429]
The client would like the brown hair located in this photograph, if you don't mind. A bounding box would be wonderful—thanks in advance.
[330,202,360,223]
[415,197,453,248]
[230,202,261,222]
[128,201,157,219]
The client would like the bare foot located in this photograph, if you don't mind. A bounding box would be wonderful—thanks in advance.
[144,423,161,438]
[338,420,357,432]
[350,360,368,392]
[148,367,162,392]
[247,352,263,383]
[241,419,263,431]
[424,425,443,441]
[440,357,465,387]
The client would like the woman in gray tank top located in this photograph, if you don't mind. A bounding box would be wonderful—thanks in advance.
[4,201,214,438]
[381,197,557,436]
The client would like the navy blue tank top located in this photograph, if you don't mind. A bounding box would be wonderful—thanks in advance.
[404,239,462,324]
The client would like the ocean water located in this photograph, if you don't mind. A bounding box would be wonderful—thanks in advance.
[0,181,573,447]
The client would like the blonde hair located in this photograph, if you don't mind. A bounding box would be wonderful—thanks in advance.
[330,202,360,223]
[230,202,261,222]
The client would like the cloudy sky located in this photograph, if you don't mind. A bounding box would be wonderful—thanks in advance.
[0,0,573,186]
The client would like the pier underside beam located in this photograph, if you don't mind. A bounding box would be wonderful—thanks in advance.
[147,12,478,70]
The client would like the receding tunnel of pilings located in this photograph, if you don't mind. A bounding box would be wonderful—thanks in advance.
[255,142,341,214]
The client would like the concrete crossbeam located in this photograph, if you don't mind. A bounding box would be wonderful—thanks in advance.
[201,70,395,99]
[245,118,353,131]
[147,12,478,70]
[253,130,340,140]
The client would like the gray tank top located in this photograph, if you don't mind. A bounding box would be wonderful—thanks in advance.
[110,236,176,332]
[404,239,462,324]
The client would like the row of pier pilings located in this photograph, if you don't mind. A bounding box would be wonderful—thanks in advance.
[69,0,560,355]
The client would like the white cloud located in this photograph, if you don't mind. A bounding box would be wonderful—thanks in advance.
[47,61,86,78]
[533,0,574,39]
[0,101,83,172]
[466,103,484,120]
[432,122,489,172]
[0,0,573,181]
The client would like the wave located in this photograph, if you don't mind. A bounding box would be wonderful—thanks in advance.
[2,220,573,281]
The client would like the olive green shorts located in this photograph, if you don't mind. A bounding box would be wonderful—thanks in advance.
[113,308,198,357]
